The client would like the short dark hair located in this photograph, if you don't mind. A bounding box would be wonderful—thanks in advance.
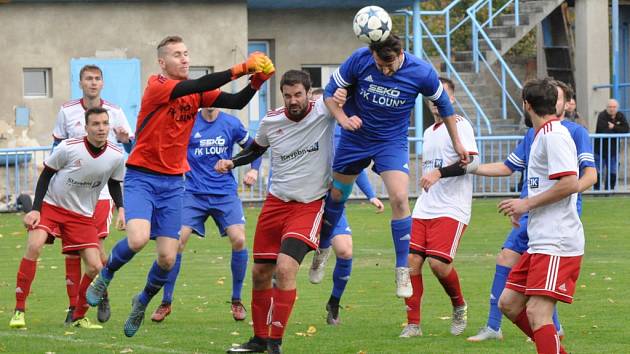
[521,78,558,117]
[85,107,109,124]
[369,34,403,62]
[157,35,184,57]
[280,70,312,93]
[552,80,573,103]
[439,77,455,93]
[79,65,103,80]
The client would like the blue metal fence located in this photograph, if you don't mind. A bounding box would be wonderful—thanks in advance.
[2,134,628,208]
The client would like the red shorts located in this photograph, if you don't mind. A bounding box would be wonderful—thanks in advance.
[32,202,99,254]
[94,199,115,238]
[505,252,582,304]
[253,194,324,261]
[410,217,467,263]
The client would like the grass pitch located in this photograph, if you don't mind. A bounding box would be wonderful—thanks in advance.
[0,196,628,353]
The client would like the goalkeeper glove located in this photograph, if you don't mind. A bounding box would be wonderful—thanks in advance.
[251,69,275,90]
[231,51,270,79]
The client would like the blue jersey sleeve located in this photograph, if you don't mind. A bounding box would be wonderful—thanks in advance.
[234,120,262,170]
[420,68,454,118]
[504,139,527,172]
[573,126,596,171]
[324,49,363,99]
[355,170,376,200]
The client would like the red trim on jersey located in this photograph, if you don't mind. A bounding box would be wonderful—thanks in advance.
[66,138,84,145]
[106,142,123,154]
[80,98,104,110]
[62,99,81,108]
[468,151,478,155]
[549,171,577,180]
[535,118,560,136]
[83,137,108,158]
[267,107,286,117]
[432,122,443,130]
[102,99,120,109]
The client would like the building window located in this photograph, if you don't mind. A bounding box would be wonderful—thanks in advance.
[23,68,52,97]
[189,66,214,79]
[302,65,339,89]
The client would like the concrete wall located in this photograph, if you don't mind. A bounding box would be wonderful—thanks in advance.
[249,9,364,108]
[0,1,248,147]
[575,0,611,131]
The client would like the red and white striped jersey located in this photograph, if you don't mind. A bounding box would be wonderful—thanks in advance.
[52,98,132,200]
[255,98,335,203]
[527,119,584,256]
[43,137,125,217]
[412,116,478,224]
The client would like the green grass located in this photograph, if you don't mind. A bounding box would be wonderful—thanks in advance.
[0,196,628,353]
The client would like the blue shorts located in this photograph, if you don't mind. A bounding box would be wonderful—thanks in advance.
[332,212,352,237]
[124,168,185,239]
[502,213,529,254]
[182,192,245,237]
[333,136,409,175]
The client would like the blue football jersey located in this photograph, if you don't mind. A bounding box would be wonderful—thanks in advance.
[324,47,453,141]
[504,119,595,214]
[186,111,251,195]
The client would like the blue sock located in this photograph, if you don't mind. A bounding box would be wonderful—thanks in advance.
[162,253,182,304]
[138,261,170,306]
[552,306,562,332]
[331,257,352,300]
[487,264,511,331]
[320,194,345,249]
[391,217,411,268]
[231,249,248,301]
[102,237,136,280]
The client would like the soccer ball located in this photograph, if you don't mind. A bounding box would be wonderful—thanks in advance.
[353,6,392,44]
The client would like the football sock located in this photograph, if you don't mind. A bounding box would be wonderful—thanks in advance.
[331,257,352,300]
[534,324,566,354]
[252,288,273,338]
[405,274,423,325]
[15,258,37,312]
[513,309,534,338]
[101,237,136,280]
[231,249,248,301]
[438,268,465,307]
[138,261,170,306]
[72,274,93,320]
[65,256,82,308]
[269,288,297,340]
[320,194,345,249]
[391,217,412,267]
[552,306,562,332]
[162,253,182,304]
[487,264,511,330]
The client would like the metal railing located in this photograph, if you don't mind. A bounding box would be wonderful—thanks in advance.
[468,0,523,120]
[3,134,626,209]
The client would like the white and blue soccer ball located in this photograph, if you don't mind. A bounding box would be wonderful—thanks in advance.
[353,6,392,44]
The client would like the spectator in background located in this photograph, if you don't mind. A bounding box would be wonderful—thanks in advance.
[564,97,586,128]
[594,99,629,190]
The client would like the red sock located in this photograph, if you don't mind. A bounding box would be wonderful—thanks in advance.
[534,324,565,354]
[513,309,534,338]
[15,258,37,311]
[65,257,82,308]
[404,274,423,325]
[269,288,297,340]
[437,268,465,307]
[251,288,273,339]
[72,274,93,321]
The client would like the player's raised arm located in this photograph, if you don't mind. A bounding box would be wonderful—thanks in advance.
[169,51,273,101]
[212,70,275,110]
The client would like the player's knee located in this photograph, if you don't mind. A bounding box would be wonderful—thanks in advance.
[407,253,424,273]
[84,261,102,277]
[25,242,43,259]
[428,257,451,278]
[335,246,352,259]
[251,264,273,288]
[389,193,409,214]
[332,179,354,203]
[497,249,520,267]
[229,235,246,251]
[157,253,176,271]
[127,236,149,252]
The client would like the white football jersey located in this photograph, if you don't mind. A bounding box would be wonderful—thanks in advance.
[43,138,125,217]
[256,98,335,203]
[412,116,478,224]
[52,99,132,200]
[527,119,584,256]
